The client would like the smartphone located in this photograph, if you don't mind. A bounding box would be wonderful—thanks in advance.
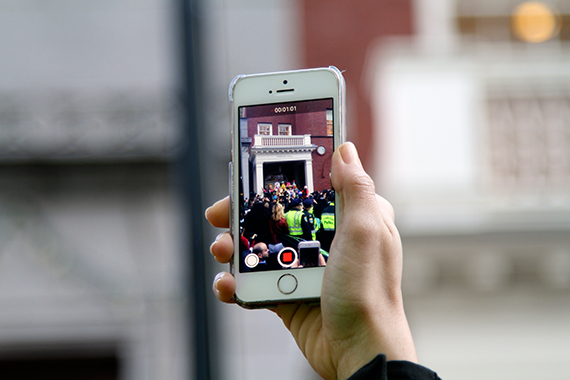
[297,240,322,268]
[229,66,345,308]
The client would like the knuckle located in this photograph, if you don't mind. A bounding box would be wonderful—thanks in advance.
[349,172,376,196]
[343,210,392,244]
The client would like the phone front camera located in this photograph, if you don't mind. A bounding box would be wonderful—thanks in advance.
[283,80,288,85]
[269,90,273,94]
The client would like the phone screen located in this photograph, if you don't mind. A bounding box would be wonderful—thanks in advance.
[299,245,321,268]
[237,98,336,273]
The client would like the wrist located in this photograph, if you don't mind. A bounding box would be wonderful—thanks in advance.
[335,307,418,380]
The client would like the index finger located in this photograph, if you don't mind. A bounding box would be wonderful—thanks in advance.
[205,196,230,228]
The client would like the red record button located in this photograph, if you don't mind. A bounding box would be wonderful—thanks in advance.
[278,247,297,268]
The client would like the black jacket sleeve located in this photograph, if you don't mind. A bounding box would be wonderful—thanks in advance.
[347,354,441,380]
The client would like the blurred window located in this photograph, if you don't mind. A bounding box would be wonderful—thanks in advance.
[487,95,570,192]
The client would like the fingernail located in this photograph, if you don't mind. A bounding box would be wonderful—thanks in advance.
[204,206,211,220]
[214,232,224,243]
[213,272,224,295]
[209,233,223,256]
[339,142,362,167]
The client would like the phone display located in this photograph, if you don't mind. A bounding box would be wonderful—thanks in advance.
[230,67,345,307]
[237,98,335,273]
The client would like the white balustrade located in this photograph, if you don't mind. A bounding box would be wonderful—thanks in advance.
[252,134,311,148]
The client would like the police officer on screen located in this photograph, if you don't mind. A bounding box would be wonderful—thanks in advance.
[317,191,335,253]
[285,198,313,241]
[285,198,305,238]
[302,198,317,241]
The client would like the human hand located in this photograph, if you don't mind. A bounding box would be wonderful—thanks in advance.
[206,142,417,380]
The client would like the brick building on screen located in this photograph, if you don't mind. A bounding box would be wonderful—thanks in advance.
[239,98,334,197]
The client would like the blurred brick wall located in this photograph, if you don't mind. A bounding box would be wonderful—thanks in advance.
[301,0,414,168]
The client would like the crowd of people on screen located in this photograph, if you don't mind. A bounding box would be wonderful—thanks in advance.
[238,181,335,272]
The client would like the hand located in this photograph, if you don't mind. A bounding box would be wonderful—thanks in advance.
[206,142,418,380]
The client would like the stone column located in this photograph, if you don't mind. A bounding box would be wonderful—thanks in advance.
[254,159,265,195]
[305,158,314,193]
[241,144,250,198]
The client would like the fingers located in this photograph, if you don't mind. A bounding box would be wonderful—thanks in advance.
[206,197,236,302]
[213,272,236,303]
[205,196,230,228]
[210,232,234,264]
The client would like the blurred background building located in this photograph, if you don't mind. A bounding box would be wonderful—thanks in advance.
[368,1,570,379]
[0,0,568,379]
[0,1,186,379]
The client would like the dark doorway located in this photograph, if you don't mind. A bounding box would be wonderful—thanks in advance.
[264,161,306,189]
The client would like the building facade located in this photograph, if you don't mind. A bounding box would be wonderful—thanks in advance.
[239,98,334,198]
[0,1,187,379]
[367,1,570,378]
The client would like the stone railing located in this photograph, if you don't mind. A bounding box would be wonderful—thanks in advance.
[252,134,311,148]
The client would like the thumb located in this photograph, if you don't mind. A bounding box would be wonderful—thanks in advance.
[330,142,396,240]
[331,142,378,213]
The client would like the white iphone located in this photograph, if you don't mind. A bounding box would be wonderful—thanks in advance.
[229,66,345,308]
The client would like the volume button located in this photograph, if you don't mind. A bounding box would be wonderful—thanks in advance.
[228,162,233,234]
